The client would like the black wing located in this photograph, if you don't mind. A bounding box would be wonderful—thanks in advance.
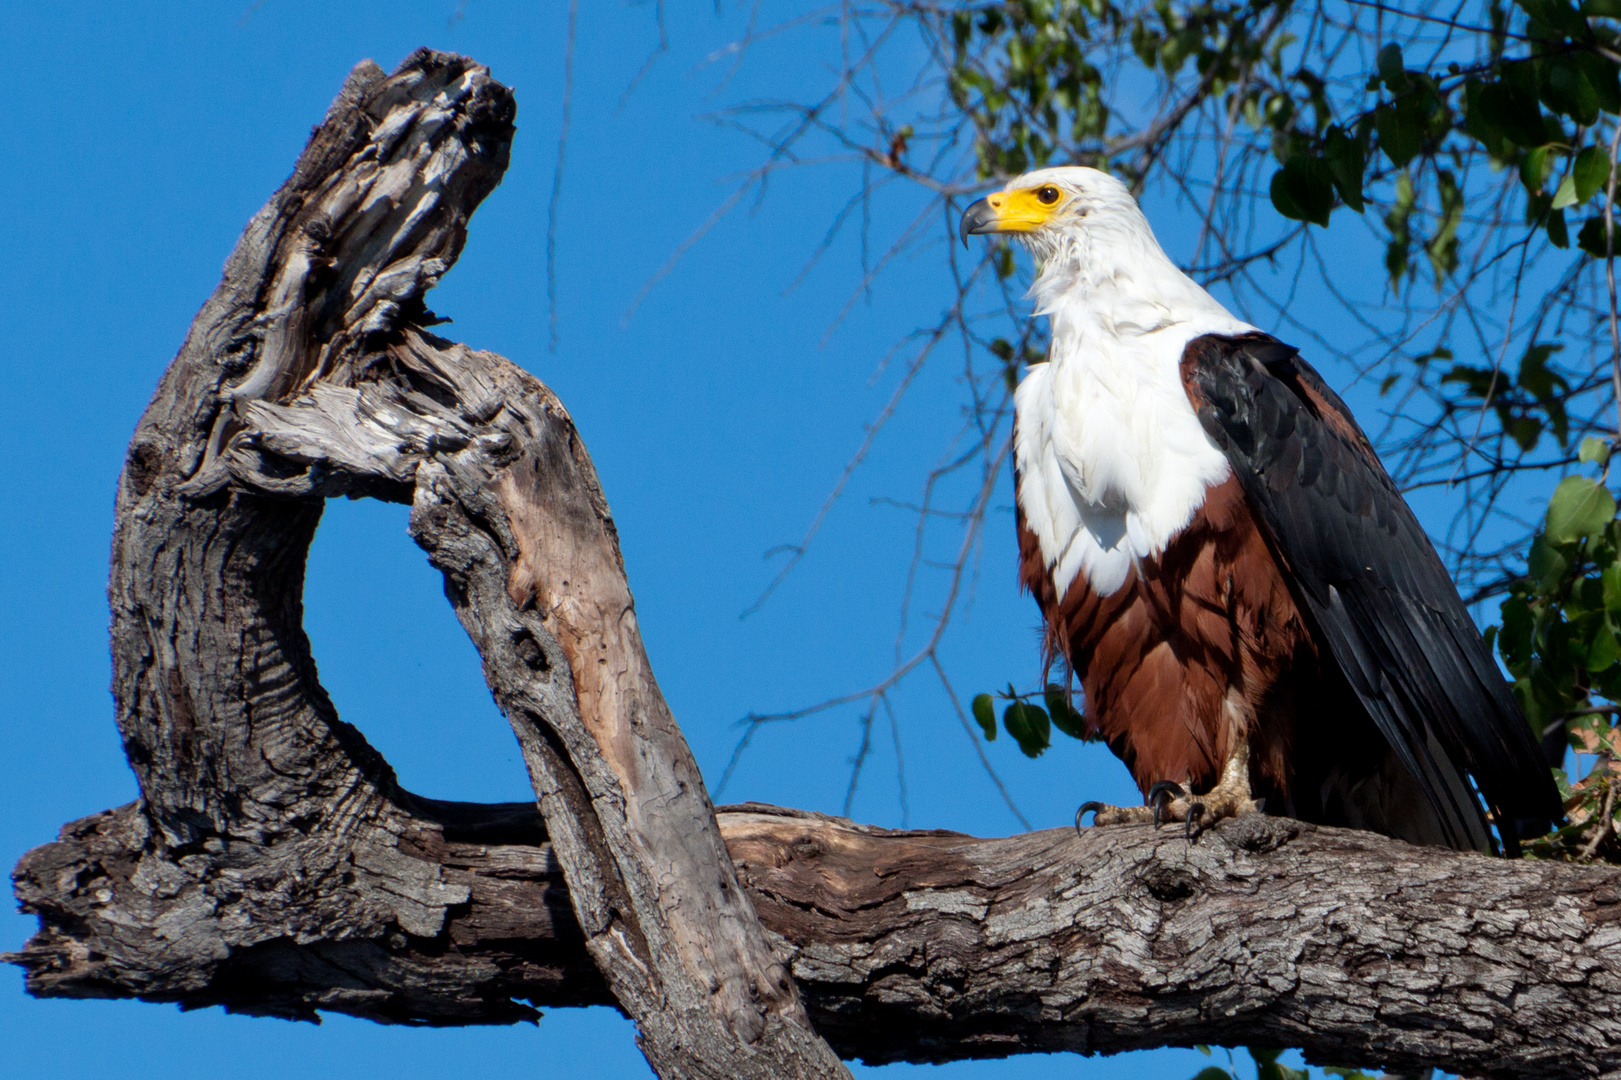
[1183,333,1562,854]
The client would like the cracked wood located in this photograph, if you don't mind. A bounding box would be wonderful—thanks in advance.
[14,801,1621,1078]
[9,49,843,1080]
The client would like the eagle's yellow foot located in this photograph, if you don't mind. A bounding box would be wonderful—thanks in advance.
[1075,744,1263,839]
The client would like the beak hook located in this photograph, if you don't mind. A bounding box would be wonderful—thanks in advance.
[960,197,996,247]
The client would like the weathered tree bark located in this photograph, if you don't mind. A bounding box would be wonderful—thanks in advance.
[9,46,1621,1080]
[10,50,844,1080]
[14,799,1621,1078]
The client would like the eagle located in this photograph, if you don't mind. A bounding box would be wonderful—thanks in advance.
[961,166,1561,854]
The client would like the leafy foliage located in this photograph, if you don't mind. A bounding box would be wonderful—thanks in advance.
[1441,341,1570,451]
[1490,451,1621,859]
[972,684,1091,757]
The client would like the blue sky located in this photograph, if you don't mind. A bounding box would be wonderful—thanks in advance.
[0,3,1391,1079]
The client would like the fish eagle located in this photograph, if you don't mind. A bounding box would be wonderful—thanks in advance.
[961,166,1560,854]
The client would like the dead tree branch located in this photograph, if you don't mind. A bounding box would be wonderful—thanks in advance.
[8,46,1621,1080]
[13,801,1621,1078]
[12,50,843,1080]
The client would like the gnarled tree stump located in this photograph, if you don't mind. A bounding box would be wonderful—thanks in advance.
[10,47,1621,1080]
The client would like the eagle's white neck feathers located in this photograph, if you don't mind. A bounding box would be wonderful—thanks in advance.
[1007,167,1255,598]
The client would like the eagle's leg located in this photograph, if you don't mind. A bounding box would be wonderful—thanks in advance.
[1076,742,1263,836]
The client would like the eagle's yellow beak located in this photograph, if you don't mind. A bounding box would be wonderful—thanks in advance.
[960,187,1061,245]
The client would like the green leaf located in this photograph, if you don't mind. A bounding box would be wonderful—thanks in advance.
[1498,592,1535,670]
[971,693,997,740]
[1044,683,1089,740]
[1189,1070,1233,1080]
[1518,341,1568,401]
[1377,43,1408,91]
[1578,215,1617,256]
[1322,125,1365,212]
[1441,362,1501,398]
[1548,206,1571,248]
[1527,533,1571,589]
[1578,573,1604,610]
[995,244,1014,279]
[1384,171,1416,285]
[1588,620,1620,672]
[1427,168,1464,284]
[1520,0,1591,36]
[1506,416,1545,453]
[1375,104,1423,167]
[1474,79,1550,148]
[1576,51,1621,113]
[1249,1046,1308,1080]
[1003,700,1051,758]
[1553,171,1581,209]
[1527,189,1554,231]
[1602,561,1621,611]
[1546,475,1618,542]
[1464,79,1510,156]
[1268,1067,1309,1080]
[1581,434,1612,466]
[1544,62,1601,125]
[1269,155,1334,226]
[951,9,973,47]
[1576,144,1613,205]
[1521,144,1553,193]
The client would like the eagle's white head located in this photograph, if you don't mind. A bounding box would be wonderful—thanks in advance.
[960,165,1235,328]
[959,165,1152,258]
[961,165,1253,598]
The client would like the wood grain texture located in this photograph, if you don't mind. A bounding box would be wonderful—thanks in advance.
[15,802,1621,1078]
[12,49,844,1080]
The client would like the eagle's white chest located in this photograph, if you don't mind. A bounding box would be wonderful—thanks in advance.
[1013,314,1246,599]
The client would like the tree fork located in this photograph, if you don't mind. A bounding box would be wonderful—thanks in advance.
[6,50,844,1080]
[8,47,1621,1080]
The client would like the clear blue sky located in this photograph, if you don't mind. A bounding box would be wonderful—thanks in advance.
[0,3,1332,1078]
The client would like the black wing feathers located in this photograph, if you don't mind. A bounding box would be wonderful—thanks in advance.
[1184,333,1562,853]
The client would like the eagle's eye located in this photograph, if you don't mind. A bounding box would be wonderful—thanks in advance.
[1036,185,1062,205]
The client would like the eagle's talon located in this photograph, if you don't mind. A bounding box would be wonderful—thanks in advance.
[1075,801,1106,834]
[1185,803,1207,841]
[1147,780,1185,801]
[1076,750,1264,831]
[1147,780,1185,827]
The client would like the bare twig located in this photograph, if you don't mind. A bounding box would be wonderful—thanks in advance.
[546,0,579,352]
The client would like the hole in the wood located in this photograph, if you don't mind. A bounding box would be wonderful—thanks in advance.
[1139,863,1199,903]
[302,497,535,803]
[512,630,548,671]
